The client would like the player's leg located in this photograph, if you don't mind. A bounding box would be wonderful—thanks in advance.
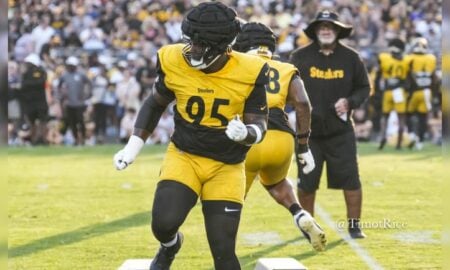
[150,143,201,270]
[378,113,389,150]
[203,201,242,270]
[416,90,431,149]
[201,159,246,270]
[406,91,419,148]
[258,130,296,209]
[379,91,392,150]
[417,113,428,149]
[244,140,262,197]
[150,180,198,270]
[395,95,407,149]
[249,130,326,251]
[264,177,326,251]
[297,189,315,215]
[396,113,406,149]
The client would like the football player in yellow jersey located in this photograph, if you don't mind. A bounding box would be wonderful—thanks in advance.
[113,3,269,270]
[375,38,410,150]
[406,37,438,150]
[234,22,326,252]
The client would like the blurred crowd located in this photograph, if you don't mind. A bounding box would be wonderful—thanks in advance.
[7,0,442,146]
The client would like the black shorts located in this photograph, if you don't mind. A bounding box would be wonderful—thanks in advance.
[23,103,48,123]
[297,131,361,192]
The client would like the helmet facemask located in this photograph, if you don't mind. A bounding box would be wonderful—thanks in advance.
[182,35,226,70]
[388,38,405,58]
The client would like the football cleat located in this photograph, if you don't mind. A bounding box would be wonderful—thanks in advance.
[294,210,327,251]
[150,232,184,270]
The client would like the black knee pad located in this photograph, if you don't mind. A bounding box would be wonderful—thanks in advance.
[202,201,242,270]
[151,180,198,243]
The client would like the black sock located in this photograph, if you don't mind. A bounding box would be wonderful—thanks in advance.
[289,203,302,216]
[348,218,360,229]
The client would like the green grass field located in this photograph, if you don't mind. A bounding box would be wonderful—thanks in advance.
[8,143,443,269]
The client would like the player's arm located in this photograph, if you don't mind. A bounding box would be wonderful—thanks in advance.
[114,56,175,170]
[226,64,269,145]
[287,74,315,174]
[287,75,311,146]
[240,112,268,145]
[133,89,173,140]
[405,59,414,94]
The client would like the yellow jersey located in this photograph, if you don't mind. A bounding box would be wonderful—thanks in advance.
[264,57,298,135]
[378,52,411,90]
[407,53,436,91]
[155,44,269,164]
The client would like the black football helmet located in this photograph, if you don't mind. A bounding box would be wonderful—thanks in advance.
[181,2,240,69]
[388,38,405,55]
[233,22,276,56]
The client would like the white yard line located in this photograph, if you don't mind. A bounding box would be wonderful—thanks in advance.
[315,204,384,270]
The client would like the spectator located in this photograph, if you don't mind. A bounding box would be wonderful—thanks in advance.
[353,107,373,142]
[7,0,442,147]
[148,109,174,145]
[59,56,91,146]
[135,57,157,100]
[31,13,55,55]
[8,60,22,145]
[90,66,110,144]
[79,20,106,53]
[20,54,49,145]
[13,26,34,62]
[119,107,137,143]
[115,65,141,131]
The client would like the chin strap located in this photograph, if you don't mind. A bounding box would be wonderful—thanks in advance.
[189,54,222,70]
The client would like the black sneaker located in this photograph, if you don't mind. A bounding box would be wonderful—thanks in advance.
[348,219,366,239]
[150,232,184,270]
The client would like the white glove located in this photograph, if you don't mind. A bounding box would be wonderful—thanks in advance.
[113,135,145,170]
[298,149,315,174]
[225,115,248,142]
